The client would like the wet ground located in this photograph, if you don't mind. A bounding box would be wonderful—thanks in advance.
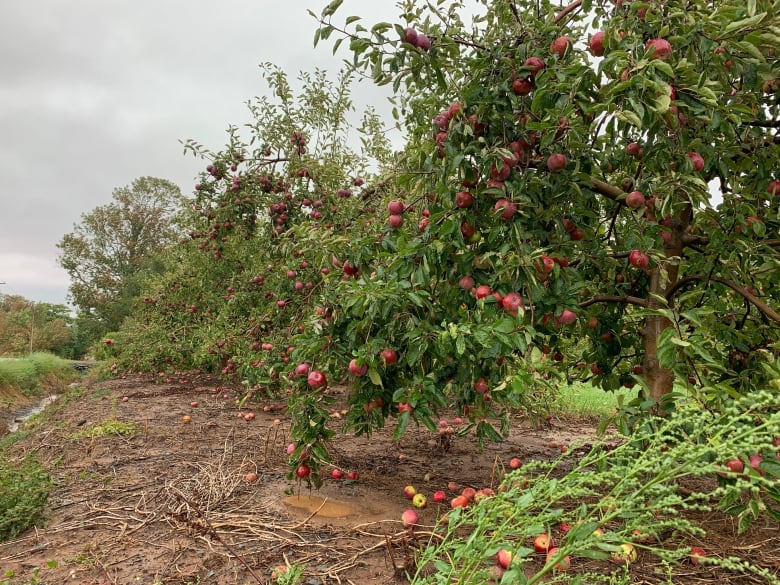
[0,373,777,584]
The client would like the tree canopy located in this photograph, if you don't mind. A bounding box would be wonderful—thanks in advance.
[112,0,779,482]
[58,176,184,337]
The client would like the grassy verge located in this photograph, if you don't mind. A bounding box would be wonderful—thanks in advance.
[0,353,76,398]
[549,382,638,420]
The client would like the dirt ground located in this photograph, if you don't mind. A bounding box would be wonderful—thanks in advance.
[0,373,778,584]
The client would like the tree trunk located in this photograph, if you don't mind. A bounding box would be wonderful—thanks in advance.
[641,208,691,406]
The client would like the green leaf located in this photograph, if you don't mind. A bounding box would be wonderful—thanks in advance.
[393,411,411,439]
[615,109,642,128]
[650,59,674,77]
[721,13,766,36]
[345,15,361,25]
[321,0,344,17]
[368,367,383,387]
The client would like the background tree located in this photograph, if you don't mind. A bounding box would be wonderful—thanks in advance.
[57,176,184,341]
[0,294,73,357]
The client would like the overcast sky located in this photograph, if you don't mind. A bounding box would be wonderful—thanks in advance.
[0,1,400,307]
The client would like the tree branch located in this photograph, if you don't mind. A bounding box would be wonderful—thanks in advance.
[589,177,626,202]
[579,294,649,309]
[554,0,583,23]
[667,275,780,324]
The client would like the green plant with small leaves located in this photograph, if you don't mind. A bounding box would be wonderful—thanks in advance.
[410,379,780,584]
[0,457,52,542]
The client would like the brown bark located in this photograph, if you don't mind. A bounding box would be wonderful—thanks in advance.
[641,207,691,405]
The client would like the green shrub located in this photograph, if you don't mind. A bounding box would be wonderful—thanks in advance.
[410,384,780,584]
[0,456,52,541]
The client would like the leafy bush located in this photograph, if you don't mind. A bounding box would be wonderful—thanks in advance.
[409,381,780,584]
[0,456,52,541]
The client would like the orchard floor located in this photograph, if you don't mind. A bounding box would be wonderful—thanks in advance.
[0,374,777,585]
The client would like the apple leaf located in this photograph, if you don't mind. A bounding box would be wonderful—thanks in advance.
[368,367,383,387]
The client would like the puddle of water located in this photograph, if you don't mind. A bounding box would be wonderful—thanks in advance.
[7,395,58,433]
[283,495,354,518]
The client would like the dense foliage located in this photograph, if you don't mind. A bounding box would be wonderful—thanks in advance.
[112,0,779,485]
[0,295,75,358]
[58,176,183,343]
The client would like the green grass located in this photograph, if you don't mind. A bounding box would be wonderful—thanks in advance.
[550,382,639,419]
[0,353,76,396]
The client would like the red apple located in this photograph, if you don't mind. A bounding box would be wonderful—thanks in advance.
[380,348,398,366]
[724,458,745,474]
[398,402,414,414]
[475,285,492,299]
[455,191,474,208]
[295,464,311,479]
[388,200,405,215]
[589,31,606,56]
[459,275,475,290]
[460,221,476,239]
[767,180,780,196]
[533,534,553,553]
[474,378,490,394]
[388,214,404,229]
[690,546,706,565]
[307,370,327,389]
[401,509,419,528]
[294,362,311,377]
[748,453,764,475]
[331,468,344,480]
[512,77,533,96]
[646,38,672,60]
[524,56,546,78]
[494,198,517,220]
[547,153,567,172]
[688,151,705,172]
[497,548,513,570]
[461,487,477,501]
[570,228,584,240]
[346,470,359,480]
[626,142,643,159]
[432,490,446,503]
[403,485,417,499]
[626,191,645,208]
[451,495,469,508]
[348,358,368,376]
[557,308,577,325]
[403,28,418,46]
[550,36,570,58]
[546,547,571,571]
[416,33,431,51]
[590,364,603,375]
[629,249,649,269]
[502,292,524,316]
[509,457,522,469]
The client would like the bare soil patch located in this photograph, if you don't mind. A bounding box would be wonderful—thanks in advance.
[0,374,777,584]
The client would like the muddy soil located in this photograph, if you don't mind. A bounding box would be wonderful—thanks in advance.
[0,374,777,584]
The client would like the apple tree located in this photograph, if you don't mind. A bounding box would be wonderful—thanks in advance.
[114,64,394,395]
[278,0,780,475]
